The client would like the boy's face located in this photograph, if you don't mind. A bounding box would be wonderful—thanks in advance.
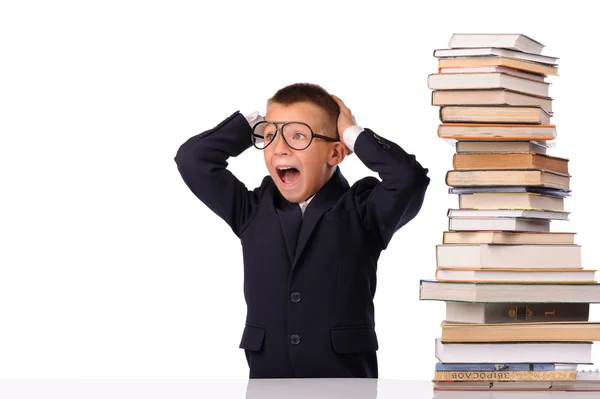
[263,101,345,203]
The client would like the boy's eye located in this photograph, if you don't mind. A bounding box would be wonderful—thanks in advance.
[293,132,306,140]
[265,133,275,141]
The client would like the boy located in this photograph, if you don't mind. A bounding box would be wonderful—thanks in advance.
[174,83,429,378]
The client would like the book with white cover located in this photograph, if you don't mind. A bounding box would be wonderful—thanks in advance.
[435,268,596,283]
[448,216,550,232]
[435,339,592,364]
[436,244,582,269]
[447,209,569,220]
[433,47,558,65]
[419,280,600,303]
[428,72,550,97]
[440,66,545,82]
[448,33,545,54]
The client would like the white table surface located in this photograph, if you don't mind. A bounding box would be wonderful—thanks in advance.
[0,379,598,399]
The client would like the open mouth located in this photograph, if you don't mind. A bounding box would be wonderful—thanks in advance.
[276,166,301,187]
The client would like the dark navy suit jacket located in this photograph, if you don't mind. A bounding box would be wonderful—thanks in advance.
[174,111,430,378]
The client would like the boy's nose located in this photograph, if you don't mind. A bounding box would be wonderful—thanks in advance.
[273,132,291,155]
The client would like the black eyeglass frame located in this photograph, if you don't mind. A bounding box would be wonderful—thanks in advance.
[251,121,339,151]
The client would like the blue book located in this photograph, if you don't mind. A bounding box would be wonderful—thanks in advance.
[435,362,555,371]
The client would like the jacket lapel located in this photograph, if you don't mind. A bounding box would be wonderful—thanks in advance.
[293,167,349,266]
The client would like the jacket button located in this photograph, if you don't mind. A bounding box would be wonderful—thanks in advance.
[373,133,380,139]
[290,334,300,345]
[382,143,390,149]
[290,292,301,302]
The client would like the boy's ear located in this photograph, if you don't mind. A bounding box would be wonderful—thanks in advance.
[327,142,348,166]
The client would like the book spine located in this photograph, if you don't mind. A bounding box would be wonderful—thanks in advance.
[434,370,577,382]
[434,362,554,371]
[483,303,589,323]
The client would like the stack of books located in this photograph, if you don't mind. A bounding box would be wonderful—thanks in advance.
[420,33,600,392]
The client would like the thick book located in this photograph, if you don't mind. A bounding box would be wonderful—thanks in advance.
[452,152,568,174]
[436,244,582,269]
[448,33,545,54]
[445,169,570,190]
[440,321,600,343]
[438,56,559,75]
[432,89,553,114]
[419,280,600,303]
[444,302,589,324]
[457,191,564,211]
[441,105,551,124]
[434,339,592,364]
[442,231,575,245]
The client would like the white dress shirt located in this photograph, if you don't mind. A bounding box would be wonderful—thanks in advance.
[245,112,364,217]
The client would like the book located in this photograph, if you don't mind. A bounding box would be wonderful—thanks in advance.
[434,339,592,364]
[447,209,569,220]
[434,370,577,382]
[448,216,550,232]
[436,244,582,269]
[452,152,568,174]
[433,47,558,65]
[448,33,545,54]
[445,169,570,190]
[435,268,595,283]
[442,231,575,245]
[456,141,548,154]
[444,302,589,324]
[419,280,600,303]
[448,186,570,197]
[428,72,551,97]
[441,105,551,124]
[438,123,557,141]
[439,66,546,82]
[438,56,558,76]
[433,379,600,392]
[440,321,600,343]
[434,362,559,371]
[457,192,564,211]
[432,89,553,114]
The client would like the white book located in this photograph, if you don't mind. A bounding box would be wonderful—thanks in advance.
[448,33,545,54]
[433,47,558,65]
[447,209,569,221]
[435,339,592,364]
[419,279,600,303]
[435,268,596,283]
[448,216,550,232]
[428,72,550,97]
[436,244,582,269]
[440,66,546,82]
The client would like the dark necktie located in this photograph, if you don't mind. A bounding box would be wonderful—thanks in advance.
[282,204,303,261]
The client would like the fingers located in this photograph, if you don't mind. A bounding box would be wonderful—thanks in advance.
[331,94,349,112]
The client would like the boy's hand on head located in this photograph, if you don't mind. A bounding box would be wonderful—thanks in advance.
[331,95,356,154]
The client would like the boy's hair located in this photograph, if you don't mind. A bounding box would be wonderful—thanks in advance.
[267,83,340,137]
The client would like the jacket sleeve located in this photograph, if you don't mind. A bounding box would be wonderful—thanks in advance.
[352,129,430,250]
[173,111,266,237]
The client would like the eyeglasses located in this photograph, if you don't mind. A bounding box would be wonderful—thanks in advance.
[251,121,339,151]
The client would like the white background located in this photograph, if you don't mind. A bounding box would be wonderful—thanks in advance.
[2,0,598,380]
